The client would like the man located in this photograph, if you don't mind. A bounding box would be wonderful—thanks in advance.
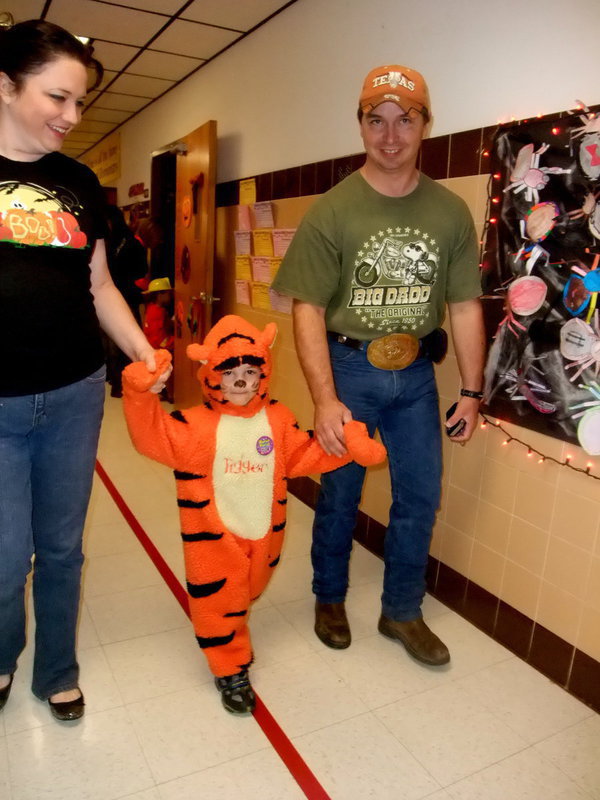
[271,64,485,666]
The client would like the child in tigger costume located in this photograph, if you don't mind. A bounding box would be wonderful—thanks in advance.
[122,314,386,714]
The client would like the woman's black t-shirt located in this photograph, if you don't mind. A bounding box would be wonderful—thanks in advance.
[0,152,107,395]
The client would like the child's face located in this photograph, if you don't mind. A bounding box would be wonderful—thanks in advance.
[219,363,260,406]
[156,290,172,306]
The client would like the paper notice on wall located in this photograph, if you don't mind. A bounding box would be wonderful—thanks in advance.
[235,255,252,281]
[235,280,251,305]
[239,178,256,206]
[251,282,271,310]
[238,205,252,231]
[252,229,274,257]
[272,229,296,257]
[269,288,293,314]
[251,257,271,283]
[269,257,282,280]
[253,201,274,228]
[234,230,252,255]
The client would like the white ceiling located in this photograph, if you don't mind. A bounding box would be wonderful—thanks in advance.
[1,0,296,157]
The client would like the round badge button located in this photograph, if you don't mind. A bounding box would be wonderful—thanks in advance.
[256,435,274,456]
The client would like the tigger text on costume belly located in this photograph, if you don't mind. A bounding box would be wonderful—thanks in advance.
[213,409,275,541]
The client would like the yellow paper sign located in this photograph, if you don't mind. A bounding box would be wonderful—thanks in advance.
[252,229,273,257]
[239,178,257,206]
[79,131,121,185]
[235,255,252,281]
[251,282,271,310]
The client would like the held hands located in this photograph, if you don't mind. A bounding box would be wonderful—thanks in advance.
[123,349,173,393]
[342,420,387,466]
[314,398,353,457]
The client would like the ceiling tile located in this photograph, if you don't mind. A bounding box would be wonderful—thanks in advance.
[76,120,115,133]
[106,73,174,98]
[89,92,150,112]
[2,0,46,23]
[90,41,140,72]
[106,0,182,13]
[46,0,168,46]
[130,49,204,82]
[182,0,290,31]
[65,131,103,143]
[82,107,132,124]
[150,18,239,59]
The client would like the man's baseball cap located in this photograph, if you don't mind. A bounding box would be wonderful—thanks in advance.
[359,65,430,116]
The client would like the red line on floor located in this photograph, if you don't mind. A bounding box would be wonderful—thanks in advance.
[95,459,332,800]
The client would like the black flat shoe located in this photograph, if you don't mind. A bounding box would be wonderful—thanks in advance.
[48,690,85,721]
[0,675,14,712]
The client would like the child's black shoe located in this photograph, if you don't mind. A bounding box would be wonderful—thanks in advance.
[214,670,256,715]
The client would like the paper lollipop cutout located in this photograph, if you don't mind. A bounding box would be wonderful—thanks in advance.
[504,143,571,205]
[570,380,600,454]
[498,275,547,337]
[560,312,600,381]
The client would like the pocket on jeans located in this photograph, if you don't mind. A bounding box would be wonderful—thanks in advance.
[329,342,359,363]
[84,365,107,384]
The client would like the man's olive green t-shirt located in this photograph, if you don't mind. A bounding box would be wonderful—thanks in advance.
[272,171,481,340]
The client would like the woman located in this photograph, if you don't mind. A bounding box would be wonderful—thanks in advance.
[0,20,169,721]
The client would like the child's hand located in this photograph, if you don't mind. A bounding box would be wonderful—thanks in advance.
[123,349,172,393]
[342,420,387,466]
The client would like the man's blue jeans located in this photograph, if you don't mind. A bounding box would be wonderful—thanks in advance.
[0,367,105,699]
[312,341,442,622]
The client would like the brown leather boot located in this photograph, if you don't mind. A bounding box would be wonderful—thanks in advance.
[314,602,351,649]
[378,615,450,665]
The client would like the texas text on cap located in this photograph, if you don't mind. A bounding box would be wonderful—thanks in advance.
[359,65,430,116]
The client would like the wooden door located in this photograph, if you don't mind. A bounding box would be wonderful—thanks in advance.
[173,120,217,407]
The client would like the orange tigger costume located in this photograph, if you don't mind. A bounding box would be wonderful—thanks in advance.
[122,315,386,677]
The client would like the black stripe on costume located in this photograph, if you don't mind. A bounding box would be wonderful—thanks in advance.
[187,577,226,597]
[218,332,255,347]
[170,410,188,423]
[174,470,206,480]
[269,555,280,568]
[181,531,223,542]
[178,498,210,509]
[272,521,286,532]
[277,498,288,505]
[196,631,235,649]
[224,610,247,617]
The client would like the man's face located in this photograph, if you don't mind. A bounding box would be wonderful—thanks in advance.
[219,363,260,406]
[359,101,426,176]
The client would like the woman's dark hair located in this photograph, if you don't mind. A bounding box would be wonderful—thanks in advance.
[0,19,103,92]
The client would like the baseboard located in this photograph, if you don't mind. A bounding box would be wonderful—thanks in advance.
[287,476,600,714]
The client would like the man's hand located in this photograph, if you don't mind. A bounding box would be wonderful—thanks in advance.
[445,396,480,445]
[314,398,353,456]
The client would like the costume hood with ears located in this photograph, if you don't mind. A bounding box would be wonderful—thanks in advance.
[187,314,277,417]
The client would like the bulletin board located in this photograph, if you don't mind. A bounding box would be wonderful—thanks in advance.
[481,104,600,455]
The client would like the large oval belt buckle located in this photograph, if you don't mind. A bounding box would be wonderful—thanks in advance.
[367,333,419,370]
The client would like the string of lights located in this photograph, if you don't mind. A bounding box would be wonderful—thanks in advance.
[479,412,598,480]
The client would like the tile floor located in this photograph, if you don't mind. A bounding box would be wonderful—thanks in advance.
[1,391,599,800]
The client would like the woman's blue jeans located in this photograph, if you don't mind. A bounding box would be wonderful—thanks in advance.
[312,342,442,622]
[0,367,105,699]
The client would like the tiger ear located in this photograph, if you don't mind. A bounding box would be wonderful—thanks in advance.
[187,343,209,364]
[261,322,277,349]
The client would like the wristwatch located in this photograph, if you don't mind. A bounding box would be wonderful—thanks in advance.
[460,389,484,400]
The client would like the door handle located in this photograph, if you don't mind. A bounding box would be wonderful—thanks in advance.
[191,293,220,303]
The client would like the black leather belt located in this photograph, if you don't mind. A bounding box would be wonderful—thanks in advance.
[327,328,448,363]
